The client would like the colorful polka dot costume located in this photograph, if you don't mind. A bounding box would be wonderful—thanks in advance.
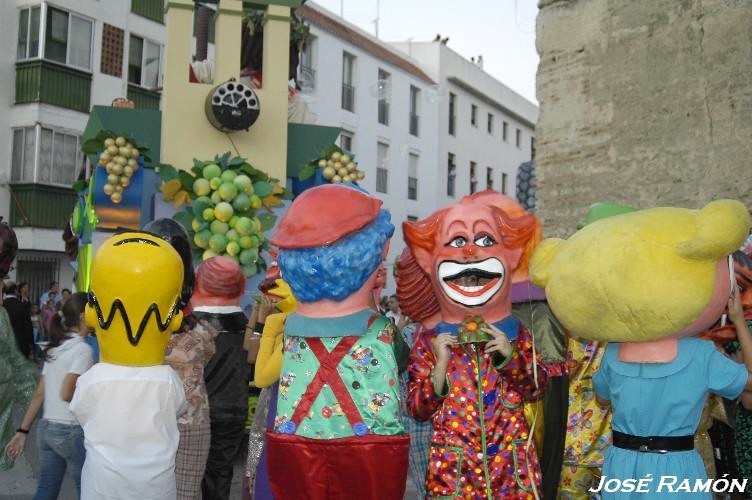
[407,318,546,499]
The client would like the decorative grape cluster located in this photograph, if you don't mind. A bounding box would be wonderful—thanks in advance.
[319,151,365,183]
[190,163,265,277]
[98,136,140,204]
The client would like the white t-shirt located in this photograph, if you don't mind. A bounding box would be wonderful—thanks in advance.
[69,363,187,500]
[42,335,94,424]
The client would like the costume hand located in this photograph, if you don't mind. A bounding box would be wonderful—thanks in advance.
[729,285,746,326]
[4,433,27,461]
[481,324,514,358]
[432,333,456,366]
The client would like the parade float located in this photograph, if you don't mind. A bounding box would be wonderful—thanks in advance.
[69,0,350,297]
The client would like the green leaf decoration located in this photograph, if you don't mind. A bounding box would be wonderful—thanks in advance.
[72,180,87,193]
[228,156,247,168]
[82,138,104,156]
[173,211,193,234]
[178,171,196,191]
[298,162,317,180]
[257,212,277,232]
[218,152,231,169]
[156,163,179,181]
[253,181,273,197]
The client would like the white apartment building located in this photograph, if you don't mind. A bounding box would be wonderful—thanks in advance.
[296,2,441,285]
[0,0,538,298]
[391,41,538,208]
[0,0,166,297]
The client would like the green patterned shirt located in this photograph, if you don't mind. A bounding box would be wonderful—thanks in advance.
[274,310,406,439]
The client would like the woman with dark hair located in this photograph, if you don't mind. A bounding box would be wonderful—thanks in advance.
[143,218,216,500]
[4,292,94,499]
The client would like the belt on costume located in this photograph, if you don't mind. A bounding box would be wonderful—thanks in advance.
[612,430,694,453]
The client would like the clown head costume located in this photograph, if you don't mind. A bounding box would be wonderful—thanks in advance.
[265,185,410,500]
[397,191,548,498]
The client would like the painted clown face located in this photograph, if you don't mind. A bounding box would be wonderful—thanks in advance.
[438,203,508,307]
[408,201,526,324]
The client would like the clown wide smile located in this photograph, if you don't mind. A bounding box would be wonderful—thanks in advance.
[438,258,505,306]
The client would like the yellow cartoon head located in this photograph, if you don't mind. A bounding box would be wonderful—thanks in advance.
[530,200,750,343]
[86,232,184,366]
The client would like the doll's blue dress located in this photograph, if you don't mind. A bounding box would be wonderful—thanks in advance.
[593,337,748,499]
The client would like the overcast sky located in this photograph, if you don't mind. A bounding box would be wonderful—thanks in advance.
[310,0,540,104]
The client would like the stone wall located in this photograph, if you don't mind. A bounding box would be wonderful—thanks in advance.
[535,0,752,237]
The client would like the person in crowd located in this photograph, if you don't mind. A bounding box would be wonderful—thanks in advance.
[39,281,60,307]
[81,325,99,364]
[18,282,31,305]
[5,281,34,360]
[379,296,389,316]
[245,277,296,500]
[265,185,410,499]
[0,290,37,472]
[60,289,71,309]
[401,192,547,497]
[166,316,217,500]
[385,294,401,323]
[4,292,94,499]
[531,200,752,499]
[190,257,249,500]
[69,232,186,500]
[42,295,57,333]
[398,315,433,499]
[144,216,218,500]
[31,303,41,342]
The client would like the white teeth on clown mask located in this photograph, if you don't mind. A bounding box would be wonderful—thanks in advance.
[438,258,505,306]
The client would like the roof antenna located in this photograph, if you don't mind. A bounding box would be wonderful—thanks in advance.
[372,0,380,38]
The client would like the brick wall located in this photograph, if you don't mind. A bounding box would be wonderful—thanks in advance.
[101,23,124,78]
[535,0,752,237]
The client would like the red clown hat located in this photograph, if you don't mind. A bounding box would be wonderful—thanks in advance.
[271,185,382,249]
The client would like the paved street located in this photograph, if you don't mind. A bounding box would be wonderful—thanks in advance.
[0,410,243,500]
[0,409,420,499]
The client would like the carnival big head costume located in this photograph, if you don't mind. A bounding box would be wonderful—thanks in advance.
[86,232,184,366]
[398,190,549,497]
[530,200,749,359]
[266,184,409,500]
[71,232,187,500]
[189,256,249,499]
[530,200,751,499]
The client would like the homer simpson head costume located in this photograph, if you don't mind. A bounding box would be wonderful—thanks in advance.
[86,232,184,366]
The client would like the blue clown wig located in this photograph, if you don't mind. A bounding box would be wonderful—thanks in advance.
[278,210,394,303]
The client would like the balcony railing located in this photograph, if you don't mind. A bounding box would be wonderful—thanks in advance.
[131,0,164,23]
[9,183,77,230]
[127,84,161,109]
[341,83,355,112]
[16,60,92,113]
[376,167,388,194]
[378,99,389,125]
[409,113,419,137]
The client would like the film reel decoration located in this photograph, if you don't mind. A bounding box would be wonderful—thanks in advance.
[205,78,261,132]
